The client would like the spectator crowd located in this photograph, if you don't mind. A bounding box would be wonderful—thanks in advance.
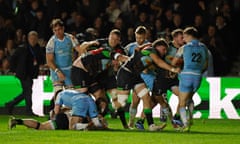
[0,0,240,76]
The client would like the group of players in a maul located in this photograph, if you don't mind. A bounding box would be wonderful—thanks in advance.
[9,19,208,133]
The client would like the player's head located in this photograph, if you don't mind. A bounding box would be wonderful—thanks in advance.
[95,97,109,117]
[55,112,69,130]
[50,18,65,39]
[183,26,198,43]
[135,26,147,45]
[171,28,184,46]
[108,29,121,48]
[152,38,169,57]
[85,27,98,41]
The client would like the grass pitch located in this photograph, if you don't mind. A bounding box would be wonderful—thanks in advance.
[0,115,240,144]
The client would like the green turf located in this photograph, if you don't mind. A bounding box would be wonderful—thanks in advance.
[1,115,240,144]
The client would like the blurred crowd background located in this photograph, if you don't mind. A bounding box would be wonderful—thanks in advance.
[0,0,240,76]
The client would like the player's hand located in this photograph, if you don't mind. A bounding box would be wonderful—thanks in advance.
[167,71,177,79]
[171,67,181,73]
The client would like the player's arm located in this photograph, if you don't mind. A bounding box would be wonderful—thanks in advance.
[77,40,100,56]
[54,104,61,115]
[150,53,180,73]
[45,38,58,72]
[46,38,65,80]
[135,43,152,52]
[46,53,57,71]
[46,52,65,80]
[172,46,184,67]
[114,53,129,63]
[68,34,81,54]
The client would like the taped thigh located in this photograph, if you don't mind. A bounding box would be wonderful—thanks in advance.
[117,94,129,107]
[137,88,149,98]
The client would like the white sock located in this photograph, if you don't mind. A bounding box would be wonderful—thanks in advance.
[129,107,137,125]
[74,123,88,130]
[162,107,173,121]
[187,99,194,120]
[92,117,102,127]
[179,107,188,126]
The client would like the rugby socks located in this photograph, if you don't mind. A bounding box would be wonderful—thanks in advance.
[161,107,172,122]
[129,107,137,125]
[179,107,188,126]
[35,122,41,129]
[15,119,23,125]
[173,113,181,120]
[74,123,88,130]
[143,108,153,126]
[187,99,194,120]
[92,117,102,127]
[117,108,128,128]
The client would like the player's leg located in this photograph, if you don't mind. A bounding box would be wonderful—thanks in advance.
[89,82,109,117]
[50,68,65,109]
[134,72,155,130]
[186,75,202,126]
[186,97,194,126]
[71,66,90,93]
[8,116,41,129]
[8,117,54,130]
[171,86,184,128]
[88,96,103,128]
[177,74,195,132]
[70,95,88,130]
[152,78,173,124]
[128,91,140,128]
[178,91,191,129]
[69,116,84,130]
[134,83,166,131]
[115,89,129,129]
[115,67,134,129]
[135,97,157,130]
[155,95,173,121]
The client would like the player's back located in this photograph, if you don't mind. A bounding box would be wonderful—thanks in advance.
[182,40,208,74]
[55,89,84,107]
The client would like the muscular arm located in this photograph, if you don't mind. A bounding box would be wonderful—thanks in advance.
[54,104,61,115]
[46,53,65,80]
[77,41,99,56]
[150,53,180,73]
[115,54,129,63]
[171,57,182,67]
[46,53,57,71]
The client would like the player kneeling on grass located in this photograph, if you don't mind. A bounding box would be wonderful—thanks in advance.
[9,89,108,130]
[53,89,108,130]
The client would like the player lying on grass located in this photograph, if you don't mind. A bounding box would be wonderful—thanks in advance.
[9,89,108,130]
[8,113,108,130]
[9,112,69,130]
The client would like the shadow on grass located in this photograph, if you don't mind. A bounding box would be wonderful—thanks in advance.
[88,128,240,136]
